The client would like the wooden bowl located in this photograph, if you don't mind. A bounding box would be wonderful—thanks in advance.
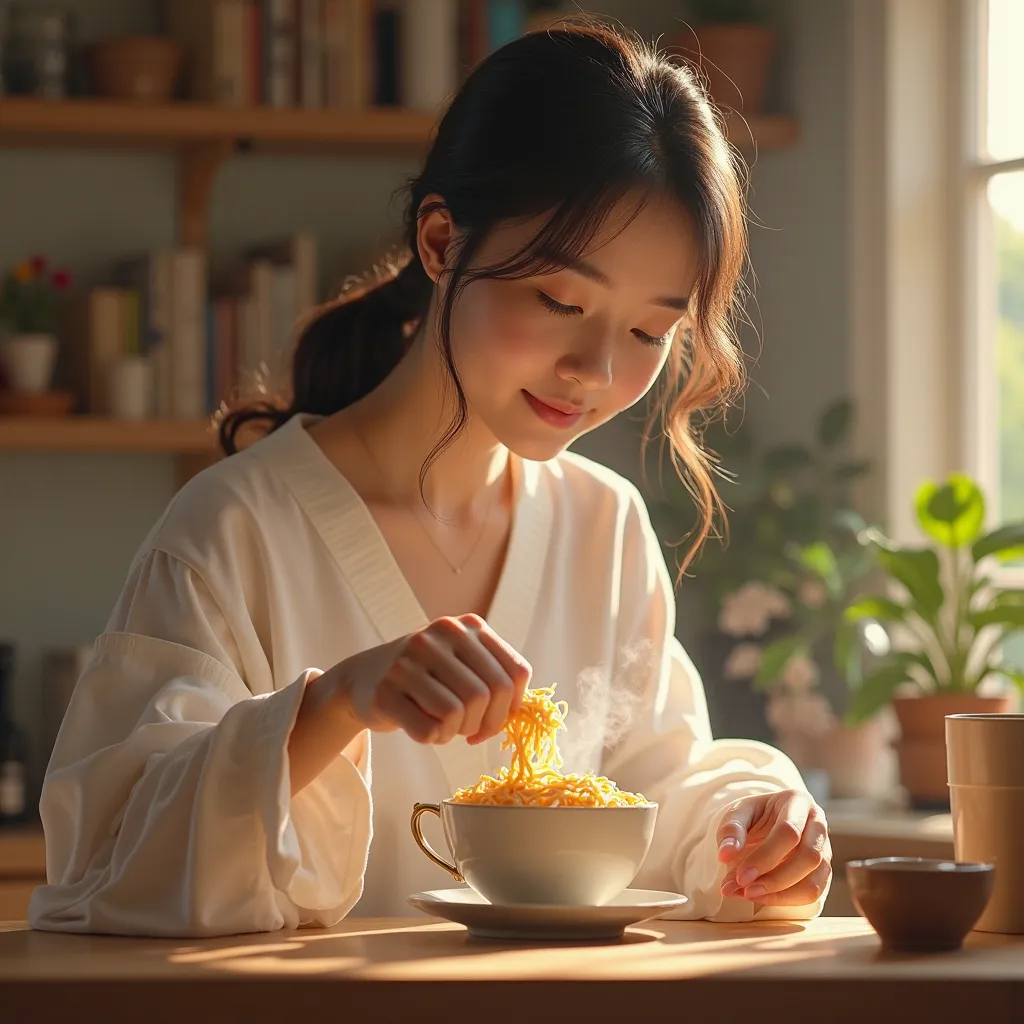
[90,36,182,103]
[846,857,995,952]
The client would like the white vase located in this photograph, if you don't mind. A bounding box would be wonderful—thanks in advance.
[2,333,59,394]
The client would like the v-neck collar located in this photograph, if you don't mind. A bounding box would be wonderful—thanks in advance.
[254,414,553,790]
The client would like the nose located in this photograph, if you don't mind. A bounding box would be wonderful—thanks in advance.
[556,331,613,391]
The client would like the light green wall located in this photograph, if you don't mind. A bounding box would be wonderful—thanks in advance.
[1,1,851,791]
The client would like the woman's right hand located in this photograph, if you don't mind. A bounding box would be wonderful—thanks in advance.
[324,614,532,746]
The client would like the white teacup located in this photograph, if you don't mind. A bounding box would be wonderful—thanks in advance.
[410,799,658,907]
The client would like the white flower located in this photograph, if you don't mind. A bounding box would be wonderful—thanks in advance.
[718,582,792,637]
[724,642,763,680]
[767,690,836,739]
[798,579,828,609]
[780,653,819,692]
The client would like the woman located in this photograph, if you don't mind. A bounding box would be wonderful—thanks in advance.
[31,22,831,937]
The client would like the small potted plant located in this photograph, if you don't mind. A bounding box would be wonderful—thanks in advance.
[669,0,777,115]
[843,474,1024,808]
[0,255,72,396]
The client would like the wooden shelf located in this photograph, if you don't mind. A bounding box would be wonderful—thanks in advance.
[0,416,217,454]
[0,97,798,248]
[0,97,797,154]
[0,97,437,155]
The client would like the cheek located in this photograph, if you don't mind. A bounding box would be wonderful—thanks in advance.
[451,281,557,375]
[611,345,672,408]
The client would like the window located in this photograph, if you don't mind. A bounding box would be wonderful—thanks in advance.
[968,0,1024,528]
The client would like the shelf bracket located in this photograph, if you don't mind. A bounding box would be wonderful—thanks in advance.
[178,141,233,250]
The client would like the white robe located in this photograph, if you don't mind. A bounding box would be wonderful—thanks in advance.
[29,415,825,936]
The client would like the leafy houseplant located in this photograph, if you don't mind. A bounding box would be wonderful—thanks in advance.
[644,398,891,796]
[842,474,1024,808]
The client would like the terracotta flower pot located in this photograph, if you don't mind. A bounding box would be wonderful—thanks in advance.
[893,695,1015,810]
[774,715,897,801]
[90,36,182,103]
[669,24,777,115]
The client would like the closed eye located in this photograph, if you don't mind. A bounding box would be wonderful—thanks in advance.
[537,289,672,346]
[536,290,582,317]
[632,328,672,347]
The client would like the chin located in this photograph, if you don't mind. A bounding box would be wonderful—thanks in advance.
[488,418,596,463]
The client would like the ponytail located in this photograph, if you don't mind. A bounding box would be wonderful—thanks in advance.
[218,249,433,455]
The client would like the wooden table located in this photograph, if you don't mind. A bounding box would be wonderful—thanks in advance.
[1,915,1021,1024]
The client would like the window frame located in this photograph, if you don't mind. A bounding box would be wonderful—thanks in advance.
[961,0,1024,584]
[848,0,1024,587]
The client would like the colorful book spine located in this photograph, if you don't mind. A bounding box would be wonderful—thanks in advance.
[263,0,297,107]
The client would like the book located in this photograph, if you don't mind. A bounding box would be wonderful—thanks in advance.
[63,288,125,414]
[401,0,459,113]
[263,0,298,107]
[324,0,373,109]
[297,0,325,108]
[112,251,174,415]
[168,248,209,419]
[166,0,248,104]
[374,3,401,106]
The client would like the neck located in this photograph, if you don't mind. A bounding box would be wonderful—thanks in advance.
[336,336,510,517]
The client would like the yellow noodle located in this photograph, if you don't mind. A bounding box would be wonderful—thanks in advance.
[451,685,648,807]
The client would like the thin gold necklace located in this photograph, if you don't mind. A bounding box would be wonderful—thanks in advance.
[355,429,504,575]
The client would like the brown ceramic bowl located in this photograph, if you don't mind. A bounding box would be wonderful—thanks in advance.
[846,857,995,952]
[90,36,182,103]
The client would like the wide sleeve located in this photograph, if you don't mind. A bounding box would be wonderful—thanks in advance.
[600,489,829,922]
[28,548,372,938]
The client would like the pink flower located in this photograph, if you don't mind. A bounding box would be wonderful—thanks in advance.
[51,268,72,290]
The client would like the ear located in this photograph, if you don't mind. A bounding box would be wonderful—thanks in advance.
[415,193,457,284]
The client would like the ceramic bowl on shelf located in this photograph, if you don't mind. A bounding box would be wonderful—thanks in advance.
[846,856,995,952]
[90,36,182,103]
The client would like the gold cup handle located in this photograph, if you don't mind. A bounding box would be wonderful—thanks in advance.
[410,802,464,883]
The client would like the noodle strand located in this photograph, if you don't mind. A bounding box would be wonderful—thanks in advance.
[451,685,648,807]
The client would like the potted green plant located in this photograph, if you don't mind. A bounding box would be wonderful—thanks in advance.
[0,255,71,395]
[669,0,777,115]
[643,397,892,798]
[842,474,1024,808]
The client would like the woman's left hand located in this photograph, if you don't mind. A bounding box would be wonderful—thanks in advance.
[715,790,832,907]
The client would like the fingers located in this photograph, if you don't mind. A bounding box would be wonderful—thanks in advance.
[745,856,832,908]
[716,798,758,863]
[739,807,830,900]
[729,791,812,887]
[387,616,533,746]
[376,679,444,744]
[406,629,491,740]
[469,616,533,713]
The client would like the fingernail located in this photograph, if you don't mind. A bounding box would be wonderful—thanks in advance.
[744,884,767,899]
[736,867,759,887]
[719,838,739,853]
[721,880,740,898]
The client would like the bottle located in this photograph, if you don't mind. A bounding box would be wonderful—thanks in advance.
[0,642,28,826]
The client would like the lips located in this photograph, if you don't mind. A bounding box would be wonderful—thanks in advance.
[523,391,585,429]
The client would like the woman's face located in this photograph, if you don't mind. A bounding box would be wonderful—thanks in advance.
[422,191,701,462]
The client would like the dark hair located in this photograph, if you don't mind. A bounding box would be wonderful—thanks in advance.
[220,19,748,569]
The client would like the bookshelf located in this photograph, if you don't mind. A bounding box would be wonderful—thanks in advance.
[0,98,799,474]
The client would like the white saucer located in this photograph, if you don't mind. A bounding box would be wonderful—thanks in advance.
[407,887,688,941]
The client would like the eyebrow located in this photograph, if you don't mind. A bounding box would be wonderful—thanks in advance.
[541,250,689,312]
